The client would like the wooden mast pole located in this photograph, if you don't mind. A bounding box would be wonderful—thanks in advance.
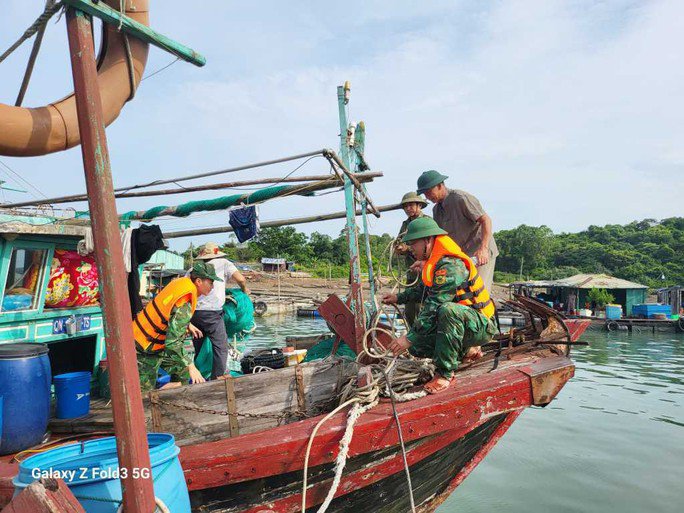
[337,81,365,346]
[65,8,156,512]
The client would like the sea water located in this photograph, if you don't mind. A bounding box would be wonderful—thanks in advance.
[248,317,684,513]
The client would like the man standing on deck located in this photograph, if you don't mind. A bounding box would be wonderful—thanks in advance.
[393,192,429,327]
[416,170,498,292]
[191,242,250,380]
[382,217,498,394]
[133,262,221,391]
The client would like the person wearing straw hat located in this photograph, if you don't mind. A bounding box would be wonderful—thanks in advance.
[134,261,222,391]
[416,170,498,292]
[190,242,250,380]
[382,217,498,394]
[393,192,429,327]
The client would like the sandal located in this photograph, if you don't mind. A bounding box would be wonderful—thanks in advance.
[424,375,453,394]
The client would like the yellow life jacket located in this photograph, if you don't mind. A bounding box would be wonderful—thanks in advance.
[133,277,197,354]
[422,235,495,319]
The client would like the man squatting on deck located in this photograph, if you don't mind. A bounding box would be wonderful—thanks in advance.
[132,262,222,391]
[190,242,250,380]
[383,217,498,394]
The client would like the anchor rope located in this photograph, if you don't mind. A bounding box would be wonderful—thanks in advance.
[0,1,64,65]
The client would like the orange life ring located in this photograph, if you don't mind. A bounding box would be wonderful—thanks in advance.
[0,0,149,157]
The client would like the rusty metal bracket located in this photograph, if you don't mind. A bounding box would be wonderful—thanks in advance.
[518,356,575,406]
[317,294,361,353]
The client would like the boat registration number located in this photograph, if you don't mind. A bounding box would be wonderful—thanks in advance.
[52,315,92,335]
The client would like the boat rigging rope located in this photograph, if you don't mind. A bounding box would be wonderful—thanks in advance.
[0,1,64,64]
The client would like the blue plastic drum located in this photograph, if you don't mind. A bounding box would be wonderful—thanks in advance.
[0,343,51,455]
[14,433,191,512]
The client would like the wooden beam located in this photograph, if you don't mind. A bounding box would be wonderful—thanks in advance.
[63,0,205,66]
[66,8,155,512]
[5,172,382,207]
[163,202,403,238]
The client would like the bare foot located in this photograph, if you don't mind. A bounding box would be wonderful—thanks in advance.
[159,381,181,390]
[424,375,452,394]
[463,346,483,363]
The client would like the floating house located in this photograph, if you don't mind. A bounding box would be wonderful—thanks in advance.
[656,285,683,315]
[511,273,648,316]
[261,257,288,272]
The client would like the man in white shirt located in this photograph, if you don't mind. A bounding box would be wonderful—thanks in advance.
[189,242,250,379]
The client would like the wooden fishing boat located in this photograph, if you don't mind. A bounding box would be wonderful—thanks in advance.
[0,295,589,512]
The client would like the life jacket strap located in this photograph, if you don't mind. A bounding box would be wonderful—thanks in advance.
[141,307,167,335]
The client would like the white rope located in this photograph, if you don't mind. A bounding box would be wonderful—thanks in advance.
[315,399,379,513]
[301,398,360,512]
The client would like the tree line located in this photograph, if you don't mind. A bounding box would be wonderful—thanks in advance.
[182,217,684,288]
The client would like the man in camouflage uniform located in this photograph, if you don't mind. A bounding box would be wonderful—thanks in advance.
[383,217,497,394]
[136,262,220,392]
[393,192,429,327]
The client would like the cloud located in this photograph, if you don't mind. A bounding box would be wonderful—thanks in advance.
[1,0,682,251]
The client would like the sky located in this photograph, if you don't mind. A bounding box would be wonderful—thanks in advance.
[0,0,682,252]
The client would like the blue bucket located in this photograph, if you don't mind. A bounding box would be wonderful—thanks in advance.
[13,433,190,512]
[53,371,91,419]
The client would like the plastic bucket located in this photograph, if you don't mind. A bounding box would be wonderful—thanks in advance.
[13,433,190,513]
[53,371,91,419]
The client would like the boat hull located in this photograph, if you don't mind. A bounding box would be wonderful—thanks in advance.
[189,412,518,512]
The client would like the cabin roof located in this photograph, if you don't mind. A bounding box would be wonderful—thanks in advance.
[0,211,91,238]
[513,273,647,290]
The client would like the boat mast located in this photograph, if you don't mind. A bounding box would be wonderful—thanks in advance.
[63,1,206,511]
[337,82,366,338]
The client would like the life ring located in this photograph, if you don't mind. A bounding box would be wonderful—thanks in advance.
[0,0,149,157]
[606,320,620,332]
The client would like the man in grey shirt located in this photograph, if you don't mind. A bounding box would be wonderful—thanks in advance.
[189,242,250,379]
[416,170,498,291]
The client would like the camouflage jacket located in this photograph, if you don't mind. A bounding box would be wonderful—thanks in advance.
[164,302,194,368]
[396,256,469,344]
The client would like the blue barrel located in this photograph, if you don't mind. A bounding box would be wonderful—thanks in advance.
[0,343,51,455]
[53,371,91,419]
[14,433,191,513]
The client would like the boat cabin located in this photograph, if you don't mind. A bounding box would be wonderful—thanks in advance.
[0,211,105,379]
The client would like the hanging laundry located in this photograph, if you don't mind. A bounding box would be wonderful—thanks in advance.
[127,224,166,317]
[77,228,95,256]
[120,227,134,273]
[229,205,259,243]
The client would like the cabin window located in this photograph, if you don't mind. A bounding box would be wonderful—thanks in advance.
[1,247,48,312]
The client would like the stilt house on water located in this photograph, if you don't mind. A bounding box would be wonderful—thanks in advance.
[511,273,648,316]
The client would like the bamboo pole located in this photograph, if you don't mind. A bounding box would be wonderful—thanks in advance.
[4,172,382,208]
[120,173,379,221]
[324,148,380,217]
[163,203,403,238]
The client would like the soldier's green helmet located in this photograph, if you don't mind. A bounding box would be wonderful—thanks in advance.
[416,170,449,194]
[400,191,428,208]
[402,217,447,243]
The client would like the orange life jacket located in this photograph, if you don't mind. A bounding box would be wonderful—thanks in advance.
[132,277,197,354]
[422,235,495,318]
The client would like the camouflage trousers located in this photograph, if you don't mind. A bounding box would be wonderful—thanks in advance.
[408,302,498,379]
[137,351,190,393]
